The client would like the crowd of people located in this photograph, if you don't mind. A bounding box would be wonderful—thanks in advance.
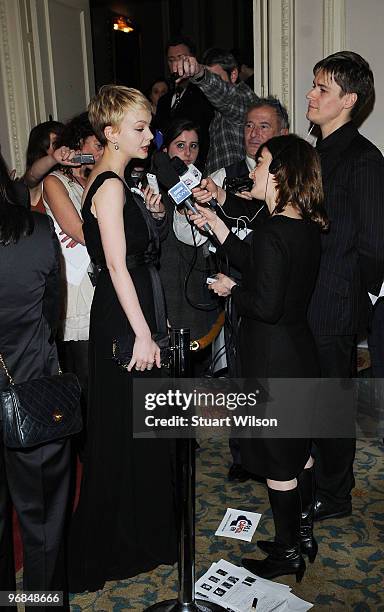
[0,34,383,609]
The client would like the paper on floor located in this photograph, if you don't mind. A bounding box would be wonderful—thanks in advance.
[195,559,312,612]
[215,508,262,542]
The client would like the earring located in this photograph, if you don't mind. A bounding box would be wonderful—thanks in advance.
[114,142,119,150]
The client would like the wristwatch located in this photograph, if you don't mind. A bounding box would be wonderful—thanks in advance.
[230,283,238,296]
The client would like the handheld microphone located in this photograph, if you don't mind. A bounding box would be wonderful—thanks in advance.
[170,157,201,188]
[170,157,219,210]
[152,152,214,236]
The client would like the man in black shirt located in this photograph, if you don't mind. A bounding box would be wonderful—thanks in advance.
[155,35,214,168]
[306,51,384,520]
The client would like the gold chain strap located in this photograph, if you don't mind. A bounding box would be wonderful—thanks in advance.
[0,353,62,384]
[0,352,15,385]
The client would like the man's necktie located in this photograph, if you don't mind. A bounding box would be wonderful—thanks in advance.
[172,88,182,110]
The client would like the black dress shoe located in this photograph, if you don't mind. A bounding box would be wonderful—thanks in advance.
[313,499,352,522]
[227,463,251,482]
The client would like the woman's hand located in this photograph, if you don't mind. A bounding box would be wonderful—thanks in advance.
[142,186,165,218]
[236,190,253,200]
[192,178,226,206]
[188,203,218,231]
[208,273,236,297]
[188,203,230,244]
[52,146,79,166]
[128,334,161,372]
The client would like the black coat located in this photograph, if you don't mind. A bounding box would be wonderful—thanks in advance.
[0,212,69,596]
[221,215,322,480]
[222,216,321,378]
[0,213,60,387]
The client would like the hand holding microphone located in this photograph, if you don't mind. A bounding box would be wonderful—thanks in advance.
[192,177,226,206]
[187,203,218,232]
[152,151,214,235]
[187,203,230,245]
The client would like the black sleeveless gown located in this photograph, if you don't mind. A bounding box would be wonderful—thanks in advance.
[69,172,177,593]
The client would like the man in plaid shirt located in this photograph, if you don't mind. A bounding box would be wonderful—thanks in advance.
[187,48,259,174]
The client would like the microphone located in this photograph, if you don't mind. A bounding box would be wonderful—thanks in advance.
[152,151,214,236]
[170,157,219,210]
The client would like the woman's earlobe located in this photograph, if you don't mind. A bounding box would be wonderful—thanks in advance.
[104,125,115,144]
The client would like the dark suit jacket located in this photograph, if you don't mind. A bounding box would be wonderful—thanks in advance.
[308,122,384,335]
[154,83,214,169]
[0,213,61,387]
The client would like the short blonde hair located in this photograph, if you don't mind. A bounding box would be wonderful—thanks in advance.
[88,85,151,145]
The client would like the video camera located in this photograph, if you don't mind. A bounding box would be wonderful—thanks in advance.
[223,175,253,195]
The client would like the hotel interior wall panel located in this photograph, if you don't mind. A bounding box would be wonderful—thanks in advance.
[345,0,384,151]
[294,0,323,138]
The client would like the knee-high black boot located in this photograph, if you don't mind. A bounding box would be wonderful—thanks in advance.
[257,467,318,563]
[297,466,318,562]
[242,487,306,582]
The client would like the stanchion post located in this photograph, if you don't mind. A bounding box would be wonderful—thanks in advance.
[145,329,226,612]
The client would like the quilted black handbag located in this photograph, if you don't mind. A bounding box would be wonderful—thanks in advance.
[0,352,82,449]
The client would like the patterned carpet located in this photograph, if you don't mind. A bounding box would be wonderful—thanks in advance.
[69,437,384,611]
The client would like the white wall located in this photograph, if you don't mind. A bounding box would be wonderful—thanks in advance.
[294,0,323,138]
[0,0,94,175]
[345,0,384,150]
[254,0,384,151]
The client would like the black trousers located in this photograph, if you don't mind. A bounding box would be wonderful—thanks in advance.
[313,334,356,505]
[0,439,15,611]
[0,426,70,608]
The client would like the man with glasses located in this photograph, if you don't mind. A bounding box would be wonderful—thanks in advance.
[210,98,289,199]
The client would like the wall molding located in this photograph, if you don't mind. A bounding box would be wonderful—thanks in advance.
[268,0,295,130]
[323,0,346,56]
[280,0,295,125]
[253,0,295,127]
[253,0,269,98]
[0,0,26,172]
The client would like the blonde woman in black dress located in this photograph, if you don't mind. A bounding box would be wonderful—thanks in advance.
[69,86,176,592]
[190,134,329,583]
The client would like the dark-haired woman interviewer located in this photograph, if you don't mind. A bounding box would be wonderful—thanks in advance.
[191,134,329,583]
[0,152,71,608]
[157,118,217,359]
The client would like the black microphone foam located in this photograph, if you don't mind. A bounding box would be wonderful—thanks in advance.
[170,156,218,210]
[152,151,180,189]
[152,151,213,236]
[170,156,188,177]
